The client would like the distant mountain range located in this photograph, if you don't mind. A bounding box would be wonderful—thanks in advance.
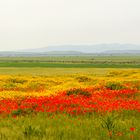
[0,44,140,56]
[20,43,140,53]
[101,50,140,54]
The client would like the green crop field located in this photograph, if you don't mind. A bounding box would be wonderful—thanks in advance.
[0,55,140,63]
[0,62,140,68]
[0,55,140,68]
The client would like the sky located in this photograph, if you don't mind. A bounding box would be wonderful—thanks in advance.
[0,0,140,51]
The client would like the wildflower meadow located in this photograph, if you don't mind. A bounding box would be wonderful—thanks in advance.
[0,68,139,140]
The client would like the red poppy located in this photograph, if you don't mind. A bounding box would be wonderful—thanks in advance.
[130,127,135,131]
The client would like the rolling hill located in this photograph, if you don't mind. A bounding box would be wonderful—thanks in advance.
[0,44,140,56]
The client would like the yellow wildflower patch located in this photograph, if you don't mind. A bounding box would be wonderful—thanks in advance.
[0,69,139,98]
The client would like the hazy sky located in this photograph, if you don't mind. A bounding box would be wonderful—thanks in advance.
[0,0,140,51]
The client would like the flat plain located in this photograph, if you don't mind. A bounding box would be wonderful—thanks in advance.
[0,56,140,140]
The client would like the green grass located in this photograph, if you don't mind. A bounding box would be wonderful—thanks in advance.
[0,111,140,140]
[0,56,140,63]
[0,62,139,68]
[0,56,139,68]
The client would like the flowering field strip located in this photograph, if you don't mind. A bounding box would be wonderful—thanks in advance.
[0,69,139,98]
[0,69,139,115]
[0,86,139,116]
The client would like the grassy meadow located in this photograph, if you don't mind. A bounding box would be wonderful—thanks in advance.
[0,56,140,140]
[0,56,139,68]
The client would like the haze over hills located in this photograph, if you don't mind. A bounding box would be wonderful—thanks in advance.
[0,44,140,56]
[20,43,140,53]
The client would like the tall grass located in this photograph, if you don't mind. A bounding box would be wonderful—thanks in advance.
[0,111,140,140]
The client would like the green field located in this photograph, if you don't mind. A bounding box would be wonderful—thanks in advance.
[0,56,140,62]
[0,56,140,68]
[0,62,139,68]
[0,111,140,140]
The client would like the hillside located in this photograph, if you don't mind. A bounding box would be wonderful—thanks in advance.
[20,43,140,53]
[0,44,140,56]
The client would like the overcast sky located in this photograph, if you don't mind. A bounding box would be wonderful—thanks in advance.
[0,0,140,51]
